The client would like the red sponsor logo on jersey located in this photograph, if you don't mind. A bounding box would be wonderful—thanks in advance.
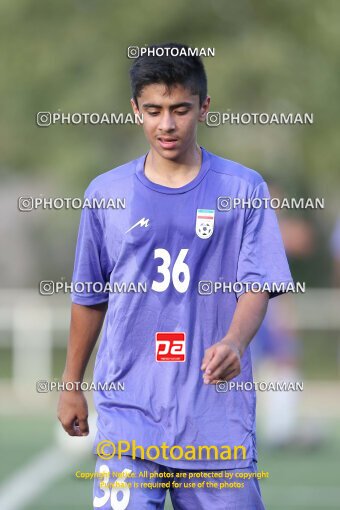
[155,332,186,362]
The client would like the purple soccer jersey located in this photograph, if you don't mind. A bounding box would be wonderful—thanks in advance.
[72,147,293,469]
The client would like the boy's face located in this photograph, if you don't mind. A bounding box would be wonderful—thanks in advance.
[131,83,210,161]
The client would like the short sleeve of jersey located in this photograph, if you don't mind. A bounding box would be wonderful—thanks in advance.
[236,181,293,299]
[71,194,111,305]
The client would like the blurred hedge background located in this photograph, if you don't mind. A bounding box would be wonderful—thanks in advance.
[0,0,339,289]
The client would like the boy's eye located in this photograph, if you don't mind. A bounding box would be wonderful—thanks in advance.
[147,110,160,116]
[175,109,189,115]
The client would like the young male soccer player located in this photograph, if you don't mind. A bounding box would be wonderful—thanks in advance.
[58,43,293,509]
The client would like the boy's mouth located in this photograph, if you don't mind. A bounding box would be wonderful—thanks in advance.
[157,137,179,150]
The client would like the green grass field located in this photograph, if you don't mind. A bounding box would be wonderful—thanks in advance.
[1,414,339,510]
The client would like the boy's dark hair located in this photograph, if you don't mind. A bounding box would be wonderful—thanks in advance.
[129,43,208,107]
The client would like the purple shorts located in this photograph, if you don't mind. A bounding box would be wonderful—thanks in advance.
[93,456,266,510]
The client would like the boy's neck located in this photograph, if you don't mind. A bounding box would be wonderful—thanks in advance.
[144,143,202,188]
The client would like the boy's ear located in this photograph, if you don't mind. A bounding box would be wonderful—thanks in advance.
[131,98,143,126]
[130,98,139,115]
[198,95,211,123]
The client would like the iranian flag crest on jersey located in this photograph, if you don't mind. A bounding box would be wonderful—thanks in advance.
[195,209,215,239]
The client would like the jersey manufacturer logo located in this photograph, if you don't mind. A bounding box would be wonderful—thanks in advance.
[155,332,186,362]
[125,217,150,233]
[195,209,215,239]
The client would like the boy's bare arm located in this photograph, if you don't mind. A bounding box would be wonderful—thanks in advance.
[57,302,107,436]
[201,291,269,384]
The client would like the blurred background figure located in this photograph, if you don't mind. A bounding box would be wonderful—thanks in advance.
[252,184,317,448]
[330,217,340,287]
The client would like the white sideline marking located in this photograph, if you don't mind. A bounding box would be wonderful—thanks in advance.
[0,413,96,510]
[0,446,85,510]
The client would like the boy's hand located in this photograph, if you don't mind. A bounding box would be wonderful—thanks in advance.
[57,389,89,436]
[201,338,242,384]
